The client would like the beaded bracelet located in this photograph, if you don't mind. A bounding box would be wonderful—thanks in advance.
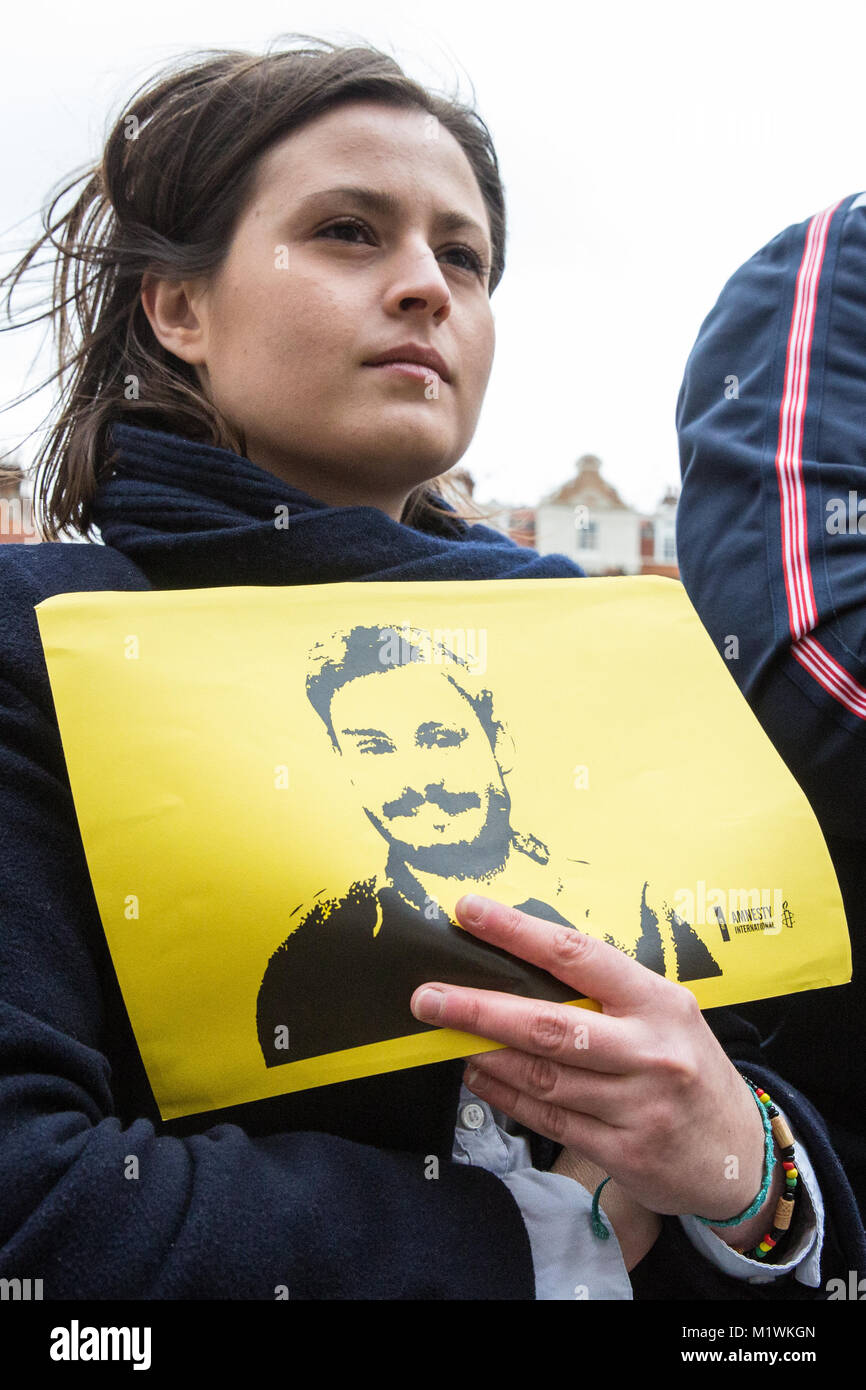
[736,1080,799,1261]
[693,1076,798,1260]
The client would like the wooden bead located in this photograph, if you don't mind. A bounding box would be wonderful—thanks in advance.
[771,1114,794,1148]
[773,1195,795,1231]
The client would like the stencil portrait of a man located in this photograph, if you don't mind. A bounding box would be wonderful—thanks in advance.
[256,623,721,1067]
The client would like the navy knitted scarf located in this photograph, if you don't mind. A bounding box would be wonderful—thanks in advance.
[91,422,585,589]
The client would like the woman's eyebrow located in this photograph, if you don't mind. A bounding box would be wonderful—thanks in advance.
[295,184,490,249]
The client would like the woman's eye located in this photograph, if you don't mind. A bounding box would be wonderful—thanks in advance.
[318,217,372,243]
[317,219,487,278]
[442,245,486,276]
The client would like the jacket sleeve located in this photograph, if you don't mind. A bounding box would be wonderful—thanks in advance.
[675,192,866,841]
[0,550,534,1300]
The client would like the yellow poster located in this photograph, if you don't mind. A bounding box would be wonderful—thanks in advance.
[36,576,850,1121]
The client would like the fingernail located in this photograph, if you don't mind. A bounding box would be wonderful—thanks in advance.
[464,1064,479,1088]
[459,894,486,923]
[412,987,447,1022]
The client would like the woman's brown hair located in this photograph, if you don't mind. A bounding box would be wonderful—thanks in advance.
[0,35,509,540]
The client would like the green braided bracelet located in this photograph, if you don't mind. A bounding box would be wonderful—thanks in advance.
[590,1176,612,1239]
[693,1077,775,1227]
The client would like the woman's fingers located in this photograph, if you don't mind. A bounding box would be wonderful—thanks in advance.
[410,981,631,1074]
[458,1055,614,1154]
[462,1045,626,1126]
[451,894,661,1016]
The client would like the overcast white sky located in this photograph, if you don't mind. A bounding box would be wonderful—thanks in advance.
[1,0,865,514]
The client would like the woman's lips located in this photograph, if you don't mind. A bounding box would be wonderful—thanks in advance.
[364,361,444,383]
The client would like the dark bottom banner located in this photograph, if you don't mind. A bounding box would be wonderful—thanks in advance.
[2,1295,860,1373]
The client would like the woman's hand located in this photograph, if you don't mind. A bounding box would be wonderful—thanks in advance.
[410,894,771,1234]
[550,1146,663,1271]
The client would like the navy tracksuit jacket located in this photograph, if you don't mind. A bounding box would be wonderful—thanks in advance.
[677,191,866,1218]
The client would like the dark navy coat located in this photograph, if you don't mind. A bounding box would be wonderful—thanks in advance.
[0,421,861,1297]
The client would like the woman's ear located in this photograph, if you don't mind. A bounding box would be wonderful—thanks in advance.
[139,271,210,367]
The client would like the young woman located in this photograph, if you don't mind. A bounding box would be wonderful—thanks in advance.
[0,36,861,1300]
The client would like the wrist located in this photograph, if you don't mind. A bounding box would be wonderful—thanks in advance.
[551,1146,603,1189]
[550,1148,662,1273]
[690,1069,770,1225]
[693,1074,801,1258]
[710,1148,785,1249]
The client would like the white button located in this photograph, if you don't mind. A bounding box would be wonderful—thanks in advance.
[461,1103,486,1130]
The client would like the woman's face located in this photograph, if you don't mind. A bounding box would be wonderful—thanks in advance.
[141,99,496,519]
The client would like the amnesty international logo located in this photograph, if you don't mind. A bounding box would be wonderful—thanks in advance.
[672,883,797,939]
